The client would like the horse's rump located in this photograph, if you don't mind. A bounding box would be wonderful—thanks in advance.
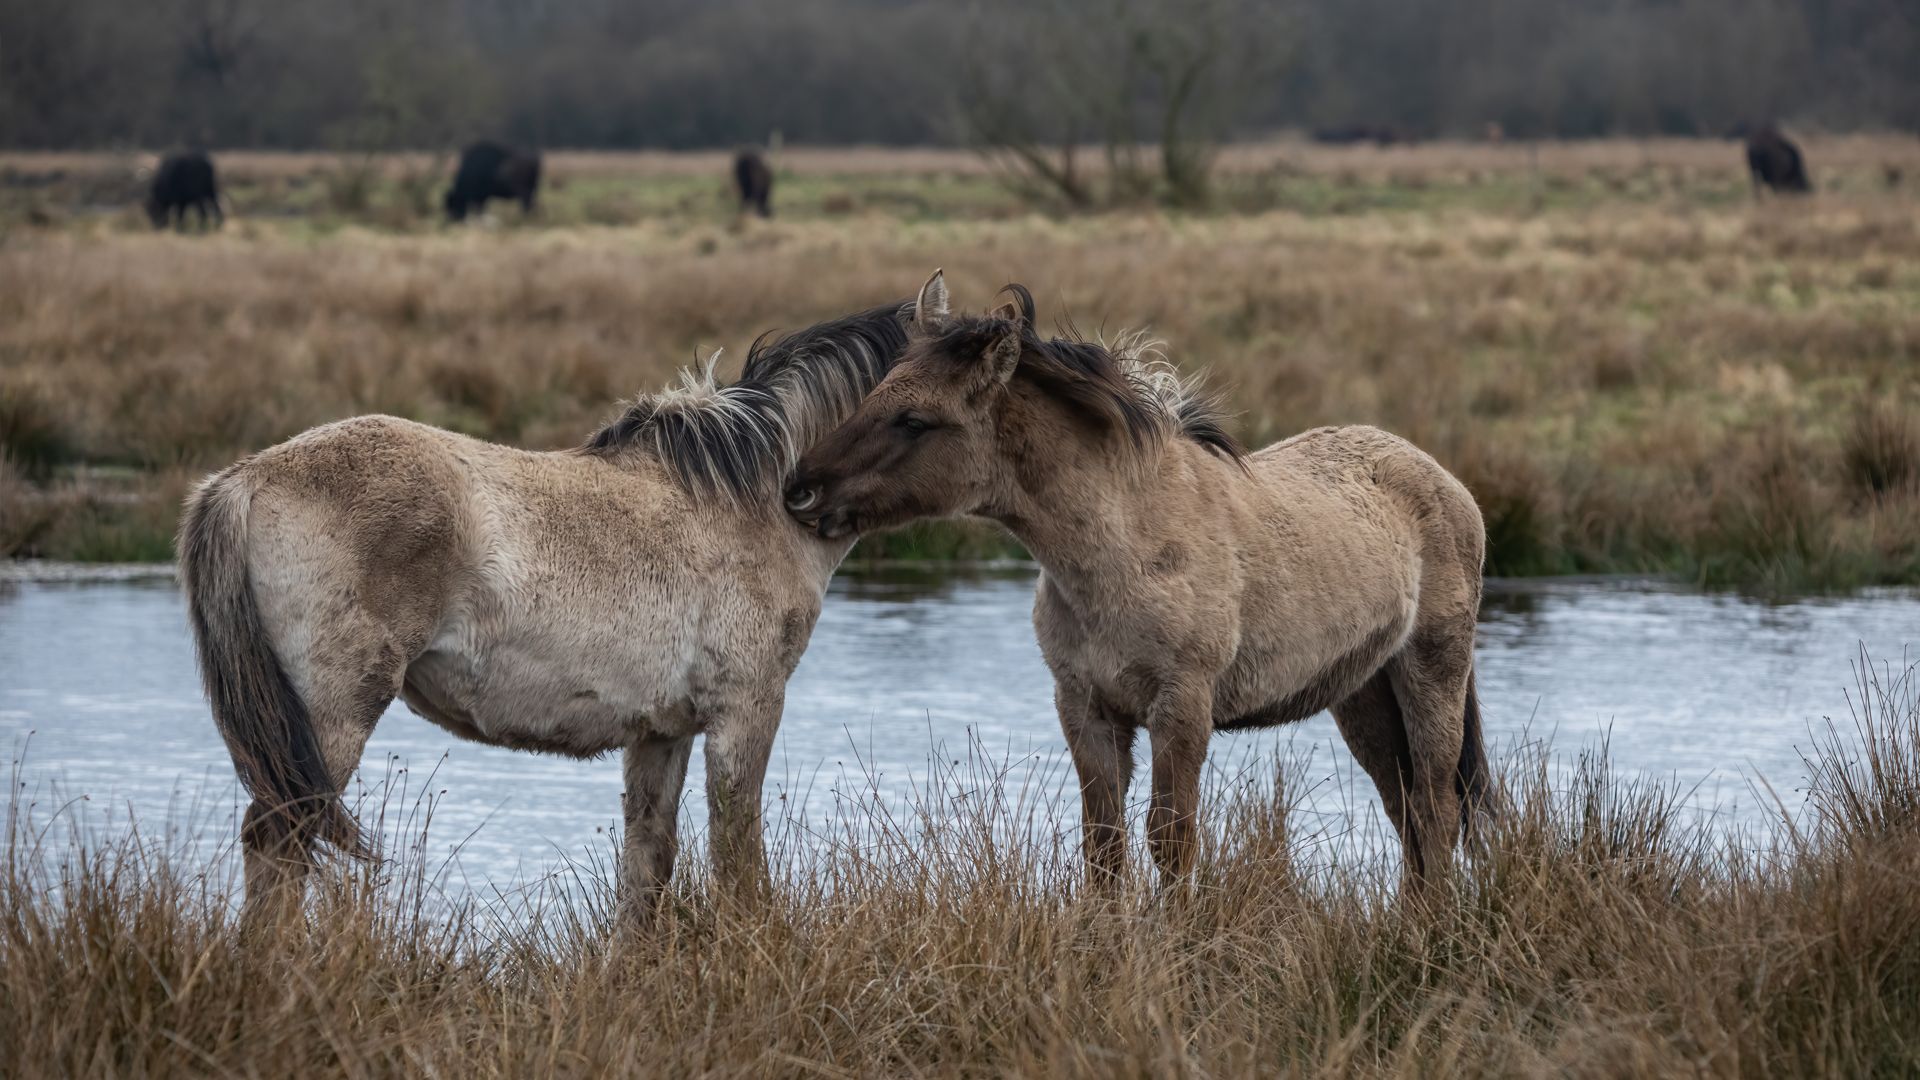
[179,467,365,857]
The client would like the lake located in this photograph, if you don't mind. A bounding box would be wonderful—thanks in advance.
[2,566,1914,898]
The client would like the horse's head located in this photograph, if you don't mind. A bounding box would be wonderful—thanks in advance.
[784,270,1027,540]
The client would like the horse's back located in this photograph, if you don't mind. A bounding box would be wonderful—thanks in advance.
[1253,424,1480,554]
[1263,424,1485,655]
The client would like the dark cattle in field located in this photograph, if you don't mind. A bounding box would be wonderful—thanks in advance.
[1745,127,1810,195]
[445,142,542,222]
[733,149,773,218]
[147,151,222,230]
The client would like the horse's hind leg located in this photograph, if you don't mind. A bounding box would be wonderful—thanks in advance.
[240,607,406,935]
[1385,629,1474,892]
[1329,670,1418,872]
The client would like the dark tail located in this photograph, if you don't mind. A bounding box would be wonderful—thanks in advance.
[1456,666,1494,837]
[178,474,365,858]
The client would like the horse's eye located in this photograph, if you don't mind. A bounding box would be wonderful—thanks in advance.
[896,413,931,436]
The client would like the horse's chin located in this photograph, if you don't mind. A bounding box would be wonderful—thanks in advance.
[791,503,860,538]
[809,508,858,541]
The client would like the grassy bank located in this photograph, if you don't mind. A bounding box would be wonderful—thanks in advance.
[4,659,1918,1075]
[3,139,1918,587]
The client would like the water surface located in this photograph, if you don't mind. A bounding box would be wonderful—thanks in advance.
[1,569,1913,894]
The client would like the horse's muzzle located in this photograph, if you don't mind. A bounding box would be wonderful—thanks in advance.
[811,509,855,540]
[784,481,821,515]
[784,481,855,539]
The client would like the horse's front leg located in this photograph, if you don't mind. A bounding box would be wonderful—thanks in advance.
[702,690,782,902]
[1057,675,1137,889]
[1146,678,1214,886]
[620,732,694,928]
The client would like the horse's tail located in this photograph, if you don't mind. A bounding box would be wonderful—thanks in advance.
[178,472,365,858]
[1456,665,1495,838]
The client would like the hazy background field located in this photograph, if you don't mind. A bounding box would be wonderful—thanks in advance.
[4,137,1918,589]
[4,0,1918,588]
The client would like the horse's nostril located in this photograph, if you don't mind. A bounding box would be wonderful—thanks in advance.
[785,484,820,513]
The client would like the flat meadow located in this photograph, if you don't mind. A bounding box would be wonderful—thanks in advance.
[3,137,1920,1075]
[3,136,1918,587]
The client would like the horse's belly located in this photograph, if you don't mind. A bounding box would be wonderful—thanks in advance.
[1214,614,1413,730]
[401,613,694,758]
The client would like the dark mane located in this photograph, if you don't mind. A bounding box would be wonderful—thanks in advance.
[928,284,1244,463]
[584,300,912,499]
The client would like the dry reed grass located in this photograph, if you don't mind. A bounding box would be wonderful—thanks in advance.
[1,141,1917,583]
[3,656,1917,1075]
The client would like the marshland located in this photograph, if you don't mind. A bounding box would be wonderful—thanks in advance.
[5,140,1919,1070]
[6,0,1920,1072]
[5,592,1920,1074]
[5,139,1919,586]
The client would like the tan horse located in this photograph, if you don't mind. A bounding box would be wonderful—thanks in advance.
[787,273,1490,889]
[180,300,917,930]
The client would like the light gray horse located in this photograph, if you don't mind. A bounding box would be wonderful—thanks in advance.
[180,301,916,931]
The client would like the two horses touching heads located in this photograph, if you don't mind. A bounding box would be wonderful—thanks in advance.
[182,270,1490,935]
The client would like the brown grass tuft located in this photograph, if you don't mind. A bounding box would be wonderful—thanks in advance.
[0,376,76,478]
[1843,404,1920,499]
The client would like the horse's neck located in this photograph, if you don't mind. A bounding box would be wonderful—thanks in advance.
[990,426,1181,604]
[709,491,858,586]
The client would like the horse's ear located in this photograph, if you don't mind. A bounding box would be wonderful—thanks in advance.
[986,329,1020,386]
[913,269,949,331]
[986,285,1028,385]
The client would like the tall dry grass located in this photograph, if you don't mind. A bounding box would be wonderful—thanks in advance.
[2,141,1918,583]
[4,656,1918,1075]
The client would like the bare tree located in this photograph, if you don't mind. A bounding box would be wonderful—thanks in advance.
[0,0,1915,151]
[958,0,1288,208]
[954,1,1104,206]
[176,0,259,89]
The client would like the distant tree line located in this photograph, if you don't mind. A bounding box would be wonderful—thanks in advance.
[1,0,1914,150]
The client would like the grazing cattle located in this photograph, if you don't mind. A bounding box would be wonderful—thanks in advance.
[445,141,542,222]
[734,149,773,218]
[147,151,222,230]
[1745,127,1810,195]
